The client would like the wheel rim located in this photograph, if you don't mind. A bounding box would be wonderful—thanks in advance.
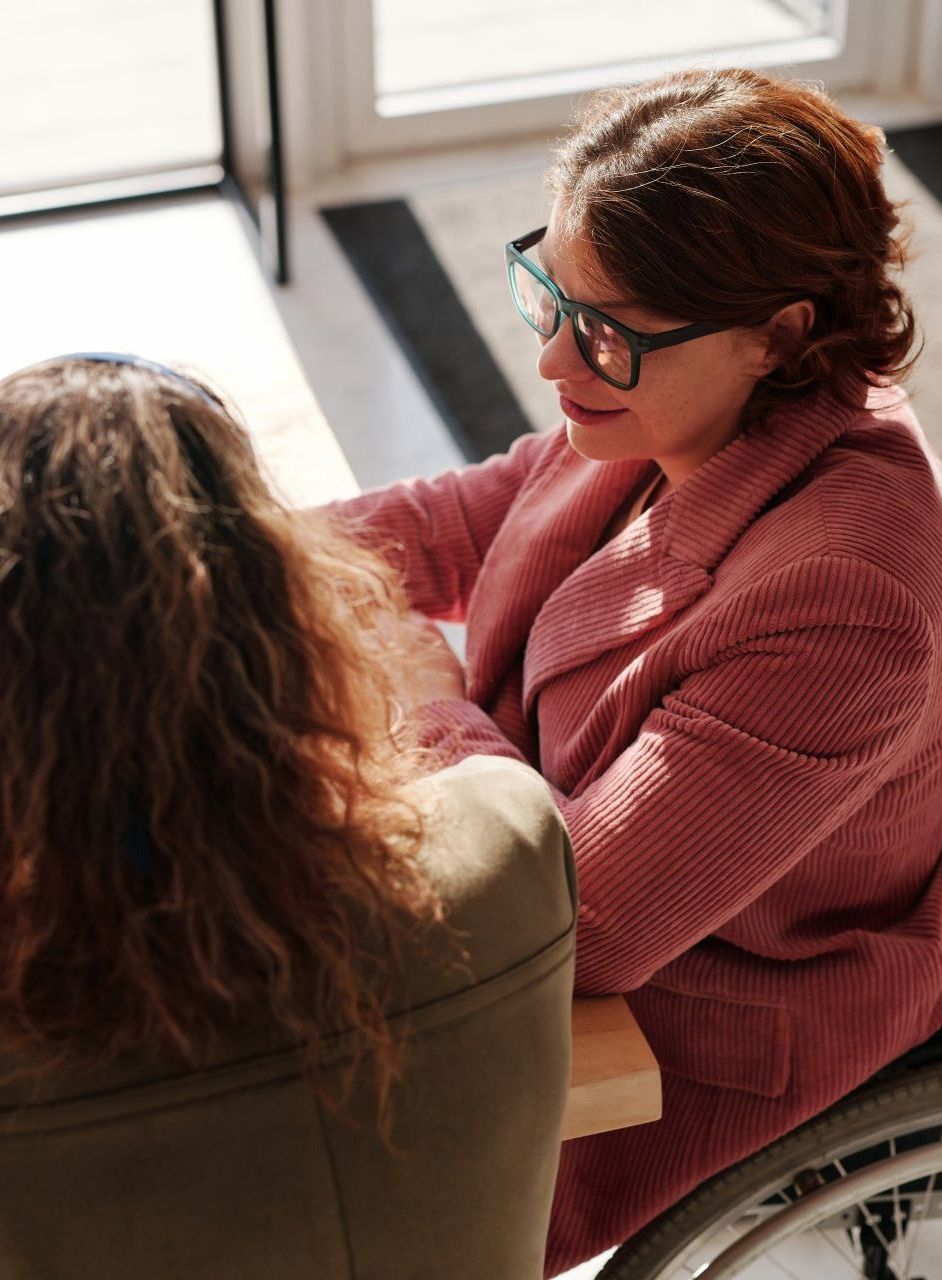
[694,1141,942,1278]
[609,1102,942,1280]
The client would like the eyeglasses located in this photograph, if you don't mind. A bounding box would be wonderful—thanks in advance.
[505,227,737,391]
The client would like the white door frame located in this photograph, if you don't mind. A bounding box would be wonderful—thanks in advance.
[278,0,942,182]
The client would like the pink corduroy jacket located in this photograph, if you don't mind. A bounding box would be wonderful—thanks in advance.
[333,382,942,1276]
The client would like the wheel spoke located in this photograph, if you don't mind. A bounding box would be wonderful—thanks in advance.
[809,1221,865,1276]
[885,1141,911,1280]
[616,1076,942,1280]
[899,1167,937,1278]
[784,1177,866,1276]
[832,1157,898,1259]
[759,1233,860,1280]
[889,1136,907,1277]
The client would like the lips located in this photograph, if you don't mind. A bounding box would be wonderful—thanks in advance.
[559,394,624,426]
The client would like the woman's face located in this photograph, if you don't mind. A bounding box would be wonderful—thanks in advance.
[535,200,770,485]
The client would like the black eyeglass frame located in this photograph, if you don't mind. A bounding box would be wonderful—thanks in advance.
[505,226,740,391]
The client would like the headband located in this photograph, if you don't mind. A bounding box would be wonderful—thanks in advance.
[57,351,223,409]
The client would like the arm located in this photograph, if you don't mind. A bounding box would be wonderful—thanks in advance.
[311,429,554,621]
[416,564,934,992]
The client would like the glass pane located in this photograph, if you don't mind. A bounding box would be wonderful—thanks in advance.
[374,0,832,99]
[0,0,221,196]
[577,313,634,386]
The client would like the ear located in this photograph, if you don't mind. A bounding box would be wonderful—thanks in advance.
[753,300,816,375]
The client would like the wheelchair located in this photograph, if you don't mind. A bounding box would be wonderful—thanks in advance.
[597,1028,942,1279]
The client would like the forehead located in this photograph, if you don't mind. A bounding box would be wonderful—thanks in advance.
[539,201,645,313]
[540,206,604,287]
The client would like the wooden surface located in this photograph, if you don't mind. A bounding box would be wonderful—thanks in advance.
[562,996,661,1141]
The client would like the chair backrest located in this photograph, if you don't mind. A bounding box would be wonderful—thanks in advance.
[0,757,577,1280]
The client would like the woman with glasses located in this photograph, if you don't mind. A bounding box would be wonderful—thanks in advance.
[326,67,942,1277]
[0,355,577,1280]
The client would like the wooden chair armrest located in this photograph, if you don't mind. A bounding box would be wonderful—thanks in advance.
[562,996,662,1140]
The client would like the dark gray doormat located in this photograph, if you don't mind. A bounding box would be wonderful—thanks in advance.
[887,124,942,205]
[320,125,942,464]
[321,200,530,461]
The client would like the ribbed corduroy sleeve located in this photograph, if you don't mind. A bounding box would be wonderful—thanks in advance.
[323,430,551,621]
[419,560,934,995]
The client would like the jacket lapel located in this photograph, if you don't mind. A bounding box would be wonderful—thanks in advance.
[524,387,863,711]
[465,443,645,707]
[470,386,863,715]
[522,496,709,714]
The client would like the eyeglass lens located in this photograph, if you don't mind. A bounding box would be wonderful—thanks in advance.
[510,258,634,386]
[509,259,557,336]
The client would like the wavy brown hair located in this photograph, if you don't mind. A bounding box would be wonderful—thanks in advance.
[0,357,441,1124]
[550,67,919,420]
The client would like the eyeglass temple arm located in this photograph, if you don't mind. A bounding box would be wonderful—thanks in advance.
[510,227,548,253]
[642,320,730,352]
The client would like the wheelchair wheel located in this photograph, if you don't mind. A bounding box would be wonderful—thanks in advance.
[597,1060,942,1280]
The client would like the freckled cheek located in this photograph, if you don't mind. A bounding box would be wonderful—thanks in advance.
[634,372,711,446]
[656,359,716,416]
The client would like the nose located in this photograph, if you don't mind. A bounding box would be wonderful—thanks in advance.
[536,315,594,384]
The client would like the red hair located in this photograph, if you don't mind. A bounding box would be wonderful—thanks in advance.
[550,67,919,418]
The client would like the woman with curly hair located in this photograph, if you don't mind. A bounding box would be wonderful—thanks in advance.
[326,67,942,1274]
[0,355,576,1280]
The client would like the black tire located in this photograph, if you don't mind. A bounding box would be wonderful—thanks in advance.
[597,1060,942,1280]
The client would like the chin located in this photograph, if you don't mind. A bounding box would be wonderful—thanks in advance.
[566,419,642,463]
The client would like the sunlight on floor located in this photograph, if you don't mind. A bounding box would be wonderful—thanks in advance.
[0,195,356,508]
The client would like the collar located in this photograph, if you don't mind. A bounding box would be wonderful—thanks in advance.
[467,383,868,713]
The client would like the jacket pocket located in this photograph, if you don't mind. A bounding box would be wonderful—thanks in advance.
[629,983,793,1099]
